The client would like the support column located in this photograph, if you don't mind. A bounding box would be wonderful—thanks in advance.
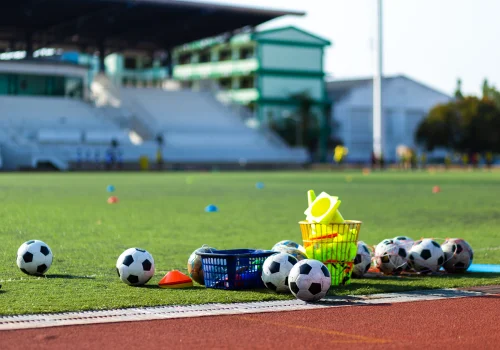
[373,0,383,160]
[25,32,33,59]
[166,49,173,79]
[98,40,106,73]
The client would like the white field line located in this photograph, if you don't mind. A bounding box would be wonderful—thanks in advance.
[0,288,488,331]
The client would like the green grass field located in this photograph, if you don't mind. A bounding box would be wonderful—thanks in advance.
[1,171,500,315]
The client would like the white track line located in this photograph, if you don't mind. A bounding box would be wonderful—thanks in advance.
[0,289,487,331]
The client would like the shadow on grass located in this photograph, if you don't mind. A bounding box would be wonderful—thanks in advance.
[135,284,200,290]
[326,272,500,296]
[45,274,96,280]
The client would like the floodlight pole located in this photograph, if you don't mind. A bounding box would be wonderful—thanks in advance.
[373,0,383,159]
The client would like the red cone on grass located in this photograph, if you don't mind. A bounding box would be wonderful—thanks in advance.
[432,186,441,194]
[108,196,119,204]
[158,270,193,289]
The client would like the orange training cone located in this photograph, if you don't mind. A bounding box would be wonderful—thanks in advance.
[108,196,119,204]
[158,270,193,289]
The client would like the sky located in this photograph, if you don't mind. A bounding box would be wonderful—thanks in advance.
[202,0,500,97]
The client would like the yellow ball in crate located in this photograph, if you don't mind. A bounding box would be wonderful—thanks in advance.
[329,262,353,285]
[322,235,358,262]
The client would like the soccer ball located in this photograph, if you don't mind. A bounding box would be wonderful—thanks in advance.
[352,241,372,278]
[261,253,298,293]
[393,236,414,253]
[116,248,155,286]
[374,239,408,274]
[408,239,445,273]
[187,246,215,285]
[272,240,306,255]
[16,240,53,276]
[272,245,308,261]
[441,238,473,273]
[288,259,331,302]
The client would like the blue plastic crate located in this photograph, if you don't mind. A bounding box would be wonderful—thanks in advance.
[196,249,275,290]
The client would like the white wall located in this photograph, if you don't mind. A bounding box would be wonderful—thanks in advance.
[331,76,451,162]
[261,76,323,100]
[260,44,322,71]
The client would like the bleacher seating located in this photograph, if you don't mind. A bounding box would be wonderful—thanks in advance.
[118,87,308,163]
[120,88,249,133]
[162,132,265,149]
[0,96,118,131]
[84,130,131,145]
[37,129,82,144]
[0,87,308,170]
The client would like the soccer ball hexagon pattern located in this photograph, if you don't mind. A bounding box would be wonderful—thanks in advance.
[116,248,155,286]
[261,252,298,293]
[352,241,372,278]
[288,259,331,302]
[441,238,473,273]
[187,246,215,285]
[272,245,308,261]
[16,240,53,276]
[408,239,445,273]
[272,240,307,255]
[374,239,408,274]
[392,236,414,253]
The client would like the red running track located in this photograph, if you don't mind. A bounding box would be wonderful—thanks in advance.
[2,295,499,350]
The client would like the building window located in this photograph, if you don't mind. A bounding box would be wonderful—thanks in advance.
[219,49,232,61]
[240,76,254,89]
[199,50,211,63]
[239,47,254,59]
[142,56,153,69]
[181,80,192,89]
[247,102,256,112]
[124,57,136,69]
[218,78,232,90]
[179,53,191,65]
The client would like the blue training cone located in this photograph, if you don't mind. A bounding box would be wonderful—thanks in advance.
[256,182,265,189]
[205,204,218,213]
[107,185,115,193]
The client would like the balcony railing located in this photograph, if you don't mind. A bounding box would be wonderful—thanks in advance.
[173,58,258,80]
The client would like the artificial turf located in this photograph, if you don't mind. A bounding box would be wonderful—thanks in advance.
[0,170,499,315]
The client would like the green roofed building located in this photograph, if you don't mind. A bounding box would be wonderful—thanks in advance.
[94,26,332,160]
[172,26,332,127]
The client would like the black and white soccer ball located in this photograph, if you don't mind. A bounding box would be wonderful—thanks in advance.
[374,239,408,274]
[116,248,155,286]
[272,240,306,255]
[261,252,298,293]
[408,239,444,273]
[352,241,372,278]
[272,245,308,261]
[441,238,473,273]
[393,236,414,253]
[16,240,53,276]
[288,259,331,302]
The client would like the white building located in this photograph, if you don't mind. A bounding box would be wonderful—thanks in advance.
[327,75,452,163]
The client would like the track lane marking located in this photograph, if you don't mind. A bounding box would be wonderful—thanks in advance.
[235,316,392,344]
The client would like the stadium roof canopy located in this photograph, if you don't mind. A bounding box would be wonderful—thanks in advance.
[0,0,304,52]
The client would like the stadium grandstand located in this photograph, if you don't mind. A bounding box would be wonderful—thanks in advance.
[0,0,314,171]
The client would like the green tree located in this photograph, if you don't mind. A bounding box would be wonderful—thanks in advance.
[454,78,464,100]
[481,78,500,110]
[482,79,490,99]
[416,96,500,153]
